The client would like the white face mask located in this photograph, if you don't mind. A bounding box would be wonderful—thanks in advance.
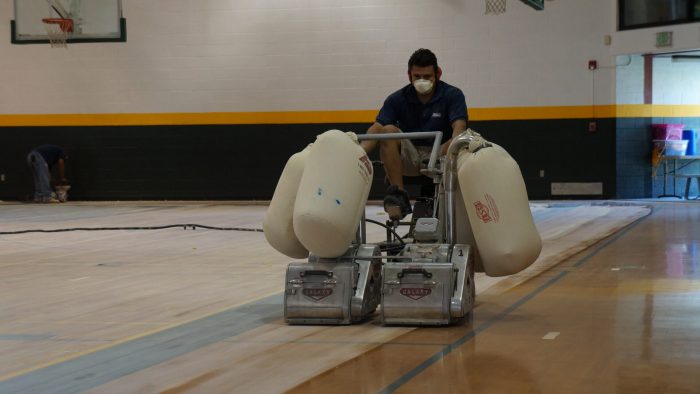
[413,79,434,94]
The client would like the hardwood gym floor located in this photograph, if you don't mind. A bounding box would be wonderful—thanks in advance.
[0,200,698,393]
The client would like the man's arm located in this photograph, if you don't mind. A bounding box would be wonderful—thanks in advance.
[57,158,67,184]
[440,119,467,155]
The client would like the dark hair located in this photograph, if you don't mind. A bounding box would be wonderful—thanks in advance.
[408,48,438,73]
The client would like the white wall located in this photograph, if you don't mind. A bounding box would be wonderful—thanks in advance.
[615,54,644,105]
[0,0,616,115]
[615,54,700,106]
[653,57,700,104]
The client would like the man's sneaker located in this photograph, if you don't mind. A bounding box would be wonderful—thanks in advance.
[383,185,412,220]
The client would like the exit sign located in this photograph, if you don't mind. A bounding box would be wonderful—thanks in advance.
[656,31,673,47]
[520,0,544,10]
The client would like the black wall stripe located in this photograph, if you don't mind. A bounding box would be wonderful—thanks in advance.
[0,119,616,201]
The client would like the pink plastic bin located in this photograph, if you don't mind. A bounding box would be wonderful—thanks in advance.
[652,124,684,140]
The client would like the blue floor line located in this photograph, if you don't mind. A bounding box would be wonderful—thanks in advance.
[0,294,282,394]
[0,334,54,341]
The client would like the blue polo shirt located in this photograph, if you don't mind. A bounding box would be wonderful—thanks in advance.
[376,80,468,147]
[34,145,66,168]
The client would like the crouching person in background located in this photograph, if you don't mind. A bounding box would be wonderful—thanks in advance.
[27,144,69,203]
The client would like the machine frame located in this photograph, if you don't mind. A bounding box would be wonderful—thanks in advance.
[284,131,480,325]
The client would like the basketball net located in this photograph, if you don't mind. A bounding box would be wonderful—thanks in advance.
[42,18,73,48]
[485,0,506,14]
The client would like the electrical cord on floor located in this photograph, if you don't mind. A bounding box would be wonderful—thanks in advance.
[1,218,404,239]
[0,224,263,235]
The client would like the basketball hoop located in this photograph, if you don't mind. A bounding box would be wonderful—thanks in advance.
[485,0,506,14]
[42,18,73,48]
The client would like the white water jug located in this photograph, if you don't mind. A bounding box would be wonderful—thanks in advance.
[263,145,311,259]
[293,130,373,258]
[457,139,541,276]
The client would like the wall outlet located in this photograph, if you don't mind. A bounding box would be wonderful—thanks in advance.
[539,170,545,178]
[0,174,5,182]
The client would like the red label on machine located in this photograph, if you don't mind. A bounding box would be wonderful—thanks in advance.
[359,155,372,175]
[400,288,432,300]
[357,155,373,184]
[473,201,492,223]
[484,193,500,222]
[474,193,500,223]
[303,288,333,301]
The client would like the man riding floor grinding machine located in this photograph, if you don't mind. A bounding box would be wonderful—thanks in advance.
[263,129,541,325]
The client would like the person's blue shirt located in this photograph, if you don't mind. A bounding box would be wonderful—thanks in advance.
[376,81,468,147]
[34,145,66,168]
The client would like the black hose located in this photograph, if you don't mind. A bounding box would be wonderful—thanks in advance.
[1,218,404,241]
[0,224,263,235]
[364,218,405,245]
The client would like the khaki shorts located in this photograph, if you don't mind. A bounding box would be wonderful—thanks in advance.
[400,139,438,177]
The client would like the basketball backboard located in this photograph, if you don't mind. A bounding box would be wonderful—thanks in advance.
[487,0,544,15]
[520,0,545,11]
[11,0,126,44]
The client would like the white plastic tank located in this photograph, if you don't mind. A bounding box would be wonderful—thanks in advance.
[263,145,311,259]
[456,141,541,276]
[293,130,373,258]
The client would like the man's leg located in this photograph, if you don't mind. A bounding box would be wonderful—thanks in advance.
[28,153,43,201]
[29,153,52,202]
[362,124,405,189]
[378,125,404,190]
[362,124,412,219]
[374,125,414,219]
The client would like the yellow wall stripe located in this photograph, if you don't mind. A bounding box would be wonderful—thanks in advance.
[0,105,698,127]
[0,111,379,127]
[470,105,616,120]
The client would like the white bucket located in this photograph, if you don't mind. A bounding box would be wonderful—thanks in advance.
[55,185,71,202]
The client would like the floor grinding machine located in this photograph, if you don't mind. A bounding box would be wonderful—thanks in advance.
[264,129,541,326]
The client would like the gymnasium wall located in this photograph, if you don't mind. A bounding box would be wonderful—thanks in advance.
[1,0,620,200]
[616,55,700,199]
